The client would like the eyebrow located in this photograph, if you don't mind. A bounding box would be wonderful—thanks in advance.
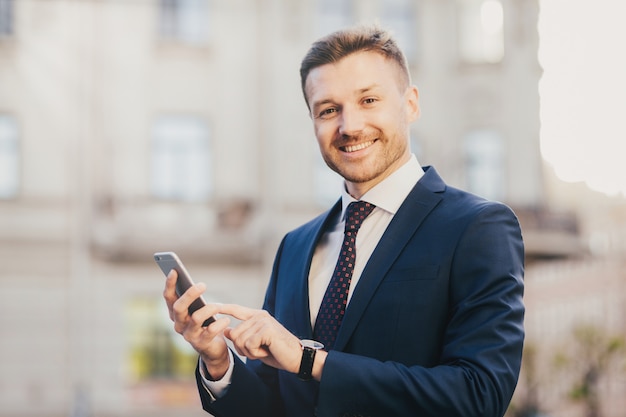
[357,84,380,94]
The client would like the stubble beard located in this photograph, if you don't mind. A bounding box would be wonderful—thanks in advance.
[323,131,409,185]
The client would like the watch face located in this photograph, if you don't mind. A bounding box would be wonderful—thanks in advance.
[300,339,324,350]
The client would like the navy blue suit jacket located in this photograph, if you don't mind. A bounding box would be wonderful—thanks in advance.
[197,166,525,417]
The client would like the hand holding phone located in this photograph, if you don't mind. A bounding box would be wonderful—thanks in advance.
[154,251,216,326]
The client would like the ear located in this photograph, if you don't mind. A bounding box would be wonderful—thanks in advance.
[405,85,420,122]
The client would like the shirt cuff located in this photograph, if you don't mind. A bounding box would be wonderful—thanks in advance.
[198,349,234,401]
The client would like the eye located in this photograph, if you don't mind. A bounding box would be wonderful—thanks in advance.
[317,107,338,119]
[363,97,378,105]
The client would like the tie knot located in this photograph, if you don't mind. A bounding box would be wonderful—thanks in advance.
[344,201,375,233]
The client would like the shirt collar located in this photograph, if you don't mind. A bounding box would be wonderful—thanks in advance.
[340,154,424,218]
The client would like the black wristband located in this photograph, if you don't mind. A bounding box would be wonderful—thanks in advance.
[297,339,324,381]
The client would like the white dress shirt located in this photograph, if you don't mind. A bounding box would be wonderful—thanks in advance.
[200,155,424,398]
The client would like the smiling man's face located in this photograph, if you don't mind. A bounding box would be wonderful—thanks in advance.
[305,51,420,199]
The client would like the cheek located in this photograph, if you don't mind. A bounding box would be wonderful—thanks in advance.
[313,122,336,145]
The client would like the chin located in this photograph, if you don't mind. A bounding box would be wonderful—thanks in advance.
[340,169,380,185]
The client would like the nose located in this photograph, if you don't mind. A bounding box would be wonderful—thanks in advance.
[338,106,365,137]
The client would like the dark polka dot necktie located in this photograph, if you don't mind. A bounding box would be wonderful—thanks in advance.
[313,201,376,350]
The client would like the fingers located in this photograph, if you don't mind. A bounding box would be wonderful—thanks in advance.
[172,282,208,324]
[226,316,272,360]
[165,272,215,333]
[183,313,230,344]
[166,281,292,366]
[222,310,301,372]
[161,269,231,367]
[216,303,257,321]
[223,310,279,360]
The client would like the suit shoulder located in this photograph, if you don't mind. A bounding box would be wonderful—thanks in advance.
[440,185,519,221]
[420,166,517,219]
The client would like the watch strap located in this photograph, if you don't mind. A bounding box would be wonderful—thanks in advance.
[297,345,317,381]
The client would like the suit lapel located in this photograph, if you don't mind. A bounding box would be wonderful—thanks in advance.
[286,200,342,338]
[333,167,446,350]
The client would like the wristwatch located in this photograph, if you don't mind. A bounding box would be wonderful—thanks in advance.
[297,339,324,381]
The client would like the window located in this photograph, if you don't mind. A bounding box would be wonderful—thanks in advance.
[150,115,212,202]
[315,0,354,38]
[158,0,209,45]
[0,0,12,37]
[457,0,504,64]
[464,129,505,200]
[379,0,417,63]
[0,115,19,199]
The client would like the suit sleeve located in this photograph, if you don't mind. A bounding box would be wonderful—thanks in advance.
[316,202,525,417]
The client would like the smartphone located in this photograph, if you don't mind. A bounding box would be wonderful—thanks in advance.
[154,251,216,326]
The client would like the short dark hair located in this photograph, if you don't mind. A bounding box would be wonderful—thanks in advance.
[299,25,411,108]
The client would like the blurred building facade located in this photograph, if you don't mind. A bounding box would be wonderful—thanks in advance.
[0,0,624,416]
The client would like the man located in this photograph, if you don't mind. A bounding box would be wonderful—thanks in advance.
[164,25,525,417]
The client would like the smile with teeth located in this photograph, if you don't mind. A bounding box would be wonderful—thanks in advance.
[341,140,375,153]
